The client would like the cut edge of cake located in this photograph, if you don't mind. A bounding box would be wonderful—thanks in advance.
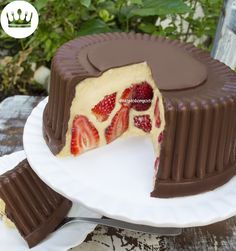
[0,198,15,228]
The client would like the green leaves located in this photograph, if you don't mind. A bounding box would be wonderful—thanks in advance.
[34,0,47,11]
[80,0,91,8]
[129,0,191,17]
[99,9,114,22]
[130,0,143,5]
[138,23,156,33]
[77,19,111,36]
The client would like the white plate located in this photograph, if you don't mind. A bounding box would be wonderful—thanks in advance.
[0,151,101,251]
[23,98,236,228]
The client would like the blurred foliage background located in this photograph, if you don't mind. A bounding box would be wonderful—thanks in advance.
[0,0,223,101]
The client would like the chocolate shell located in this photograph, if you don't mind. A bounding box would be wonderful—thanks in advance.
[0,159,72,248]
[43,32,236,197]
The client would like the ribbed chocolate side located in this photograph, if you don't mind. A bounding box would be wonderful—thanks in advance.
[0,159,72,248]
[43,32,236,197]
[152,69,236,197]
[43,37,95,154]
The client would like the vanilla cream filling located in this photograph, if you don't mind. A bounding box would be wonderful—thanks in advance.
[59,62,165,183]
[0,198,15,228]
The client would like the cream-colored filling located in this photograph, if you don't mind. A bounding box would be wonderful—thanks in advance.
[59,62,165,185]
[0,198,15,228]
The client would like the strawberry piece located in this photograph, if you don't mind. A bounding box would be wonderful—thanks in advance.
[154,157,160,173]
[71,115,99,156]
[158,131,164,143]
[92,92,117,122]
[131,82,153,111]
[154,97,161,128]
[119,87,133,107]
[105,106,129,144]
[133,115,152,133]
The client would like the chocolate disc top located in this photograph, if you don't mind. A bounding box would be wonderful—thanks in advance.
[87,39,207,91]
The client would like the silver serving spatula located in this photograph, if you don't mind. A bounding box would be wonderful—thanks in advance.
[56,217,182,236]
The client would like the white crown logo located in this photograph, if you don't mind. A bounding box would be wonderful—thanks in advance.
[1,1,39,38]
[7,8,33,28]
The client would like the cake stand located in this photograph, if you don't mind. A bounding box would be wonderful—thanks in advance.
[23,98,236,228]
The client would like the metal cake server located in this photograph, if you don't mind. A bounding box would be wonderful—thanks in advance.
[1,209,182,236]
[56,217,182,236]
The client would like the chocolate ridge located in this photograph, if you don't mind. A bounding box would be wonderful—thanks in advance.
[151,162,236,198]
[43,32,236,197]
[0,159,72,248]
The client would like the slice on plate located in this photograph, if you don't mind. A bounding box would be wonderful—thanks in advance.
[0,159,72,248]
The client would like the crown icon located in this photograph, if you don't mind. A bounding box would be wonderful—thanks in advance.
[7,8,33,28]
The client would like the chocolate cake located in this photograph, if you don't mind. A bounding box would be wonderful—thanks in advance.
[0,159,72,248]
[43,32,236,198]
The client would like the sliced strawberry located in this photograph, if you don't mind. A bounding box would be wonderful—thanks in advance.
[71,115,99,156]
[132,82,153,111]
[154,97,161,128]
[105,106,129,144]
[119,87,133,107]
[154,157,160,173]
[92,92,117,122]
[158,131,164,143]
[133,115,152,133]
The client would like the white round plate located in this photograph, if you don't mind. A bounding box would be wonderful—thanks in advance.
[23,98,236,228]
[0,151,101,251]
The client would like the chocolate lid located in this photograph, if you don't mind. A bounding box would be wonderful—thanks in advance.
[87,39,207,91]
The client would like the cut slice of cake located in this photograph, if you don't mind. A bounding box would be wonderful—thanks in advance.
[0,159,72,248]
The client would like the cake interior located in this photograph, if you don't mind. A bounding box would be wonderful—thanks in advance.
[0,198,15,228]
[59,62,165,185]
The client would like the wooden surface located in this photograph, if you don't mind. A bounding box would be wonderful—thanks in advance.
[1,95,236,251]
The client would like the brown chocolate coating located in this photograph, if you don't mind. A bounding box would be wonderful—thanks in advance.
[43,32,236,198]
[87,39,207,90]
[0,159,72,248]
